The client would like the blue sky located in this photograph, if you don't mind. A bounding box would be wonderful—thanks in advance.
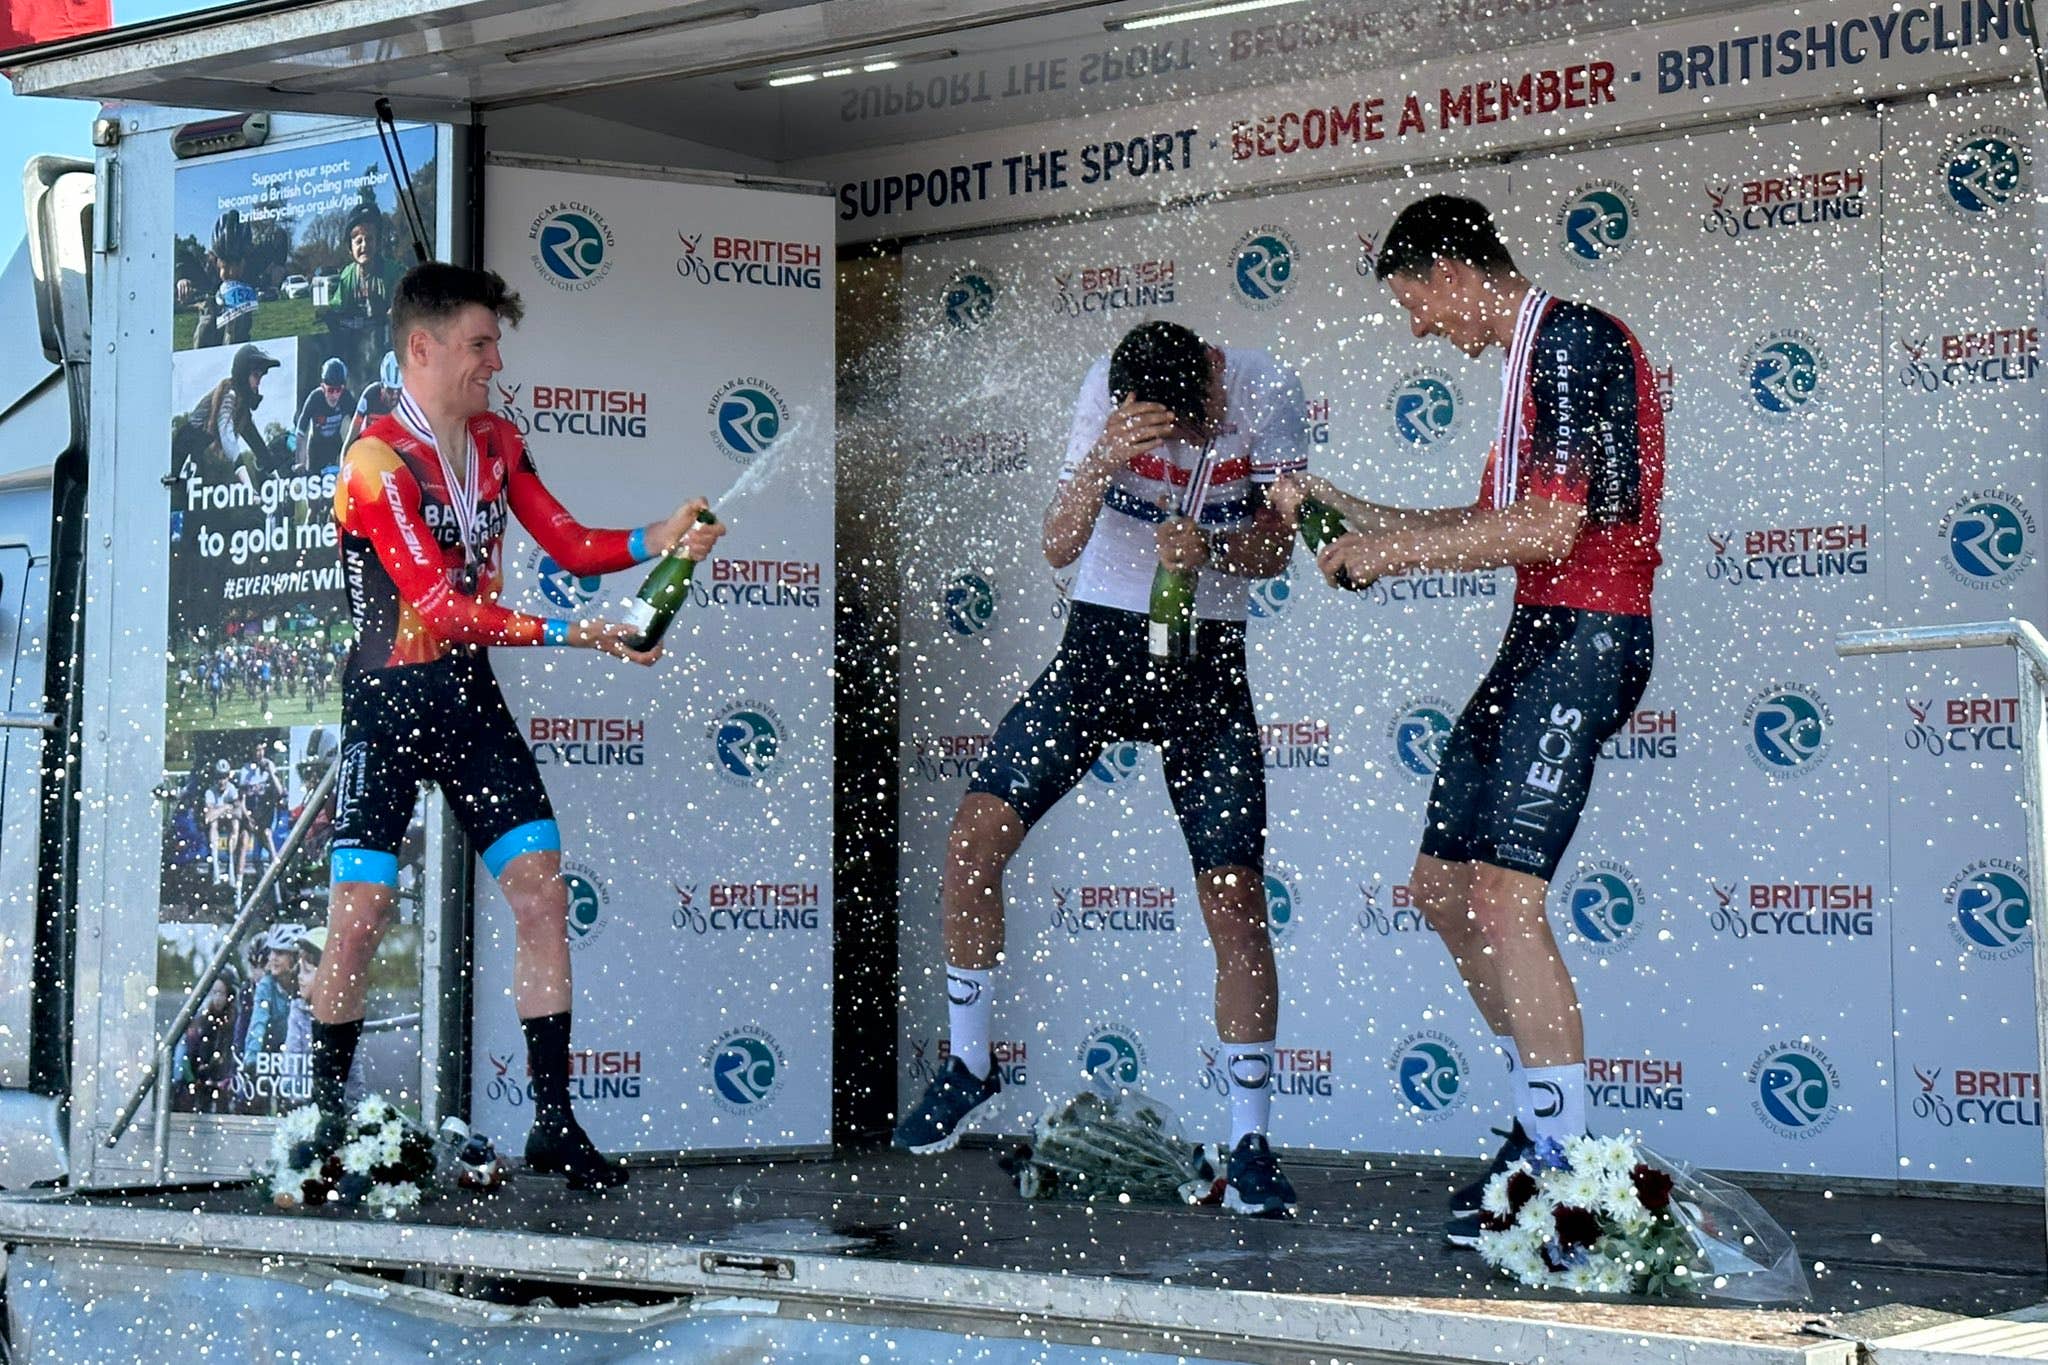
[1,0,217,257]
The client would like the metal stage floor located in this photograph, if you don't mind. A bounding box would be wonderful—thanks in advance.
[1,1146,2042,1363]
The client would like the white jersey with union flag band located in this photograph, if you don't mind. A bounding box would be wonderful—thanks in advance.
[1057,346,1310,621]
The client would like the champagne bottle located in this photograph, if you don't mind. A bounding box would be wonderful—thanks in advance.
[621,508,718,651]
[1297,496,1360,592]
[1148,561,1198,660]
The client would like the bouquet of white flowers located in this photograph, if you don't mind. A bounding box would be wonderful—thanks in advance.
[1001,1088,1225,1205]
[259,1096,440,1216]
[1475,1134,1809,1303]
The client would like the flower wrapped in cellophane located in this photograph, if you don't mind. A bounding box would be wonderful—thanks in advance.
[1000,1087,1225,1205]
[258,1095,440,1217]
[1476,1133,1809,1303]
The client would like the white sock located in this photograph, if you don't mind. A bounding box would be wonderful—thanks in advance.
[1222,1039,1275,1147]
[945,966,993,1080]
[1496,1033,1522,1077]
[1519,1063,1587,1145]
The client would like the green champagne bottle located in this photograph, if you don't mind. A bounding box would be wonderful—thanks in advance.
[621,508,718,651]
[1297,496,1360,591]
[1148,561,1198,660]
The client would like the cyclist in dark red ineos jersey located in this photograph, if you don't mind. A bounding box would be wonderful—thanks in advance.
[1271,195,1663,1246]
[304,262,725,1189]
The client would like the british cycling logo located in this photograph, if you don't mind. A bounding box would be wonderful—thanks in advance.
[1902,694,2019,762]
[671,879,823,936]
[1052,257,1177,316]
[1200,1043,1334,1100]
[707,1027,786,1114]
[1388,1029,1467,1121]
[1557,180,1637,266]
[1742,329,1827,416]
[563,861,610,951]
[496,382,530,435]
[906,1035,1029,1088]
[1706,877,1876,942]
[1263,865,1298,942]
[1747,1040,1840,1139]
[1050,884,1178,936]
[529,550,602,611]
[1090,740,1144,786]
[1357,877,1435,937]
[1231,225,1298,308]
[1387,696,1455,776]
[1897,327,2040,392]
[1945,126,2031,216]
[1703,522,1871,589]
[709,697,787,785]
[1911,1063,2041,1129]
[1702,169,1867,239]
[1944,857,2032,962]
[1742,683,1832,776]
[1077,1023,1148,1087]
[1940,489,2035,589]
[1386,367,1463,446]
[676,232,823,290]
[943,271,998,330]
[529,202,614,291]
[708,378,788,467]
[1555,860,1646,949]
[1248,568,1292,619]
[1355,231,1378,278]
[944,571,998,635]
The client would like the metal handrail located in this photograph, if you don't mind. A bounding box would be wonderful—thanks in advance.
[1836,616,2048,1250]
[0,711,56,731]
[105,757,338,1169]
[1837,620,2048,680]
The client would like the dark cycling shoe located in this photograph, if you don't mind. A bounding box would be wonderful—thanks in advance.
[1449,1121,1533,1217]
[1223,1133,1297,1217]
[525,1115,630,1191]
[892,1054,1000,1154]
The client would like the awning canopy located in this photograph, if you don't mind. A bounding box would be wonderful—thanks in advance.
[3,0,1755,162]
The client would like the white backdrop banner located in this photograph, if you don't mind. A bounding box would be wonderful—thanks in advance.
[477,160,836,1155]
[798,0,2035,241]
[892,87,2044,1185]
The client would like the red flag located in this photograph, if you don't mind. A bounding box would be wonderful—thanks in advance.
[0,0,112,54]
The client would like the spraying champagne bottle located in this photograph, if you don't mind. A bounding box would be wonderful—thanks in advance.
[1148,559,1198,661]
[1297,496,1361,592]
[621,508,718,652]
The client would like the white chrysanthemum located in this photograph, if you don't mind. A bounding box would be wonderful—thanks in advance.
[1480,1171,1513,1217]
[1590,1134,1639,1176]
[339,1139,376,1175]
[279,1104,322,1143]
[1549,1166,1607,1212]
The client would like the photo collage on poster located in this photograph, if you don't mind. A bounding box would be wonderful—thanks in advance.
[159,125,437,1117]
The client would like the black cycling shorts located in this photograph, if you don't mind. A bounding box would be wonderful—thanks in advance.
[967,601,1266,875]
[330,649,557,884]
[1420,605,1653,882]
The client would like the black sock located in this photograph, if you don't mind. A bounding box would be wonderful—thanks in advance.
[309,1017,362,1117]
[521,1011,575,1135]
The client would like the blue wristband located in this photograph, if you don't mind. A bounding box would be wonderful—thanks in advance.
[628,526,650,562]
[543,618,570,646]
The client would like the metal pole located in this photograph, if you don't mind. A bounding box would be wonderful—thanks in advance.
[111,757,339,1158]
[2020,659,2048,1254]
[0,712,56,730]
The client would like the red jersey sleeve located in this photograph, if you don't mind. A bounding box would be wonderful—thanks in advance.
[340,442,555,647]
[497,422,641,577]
